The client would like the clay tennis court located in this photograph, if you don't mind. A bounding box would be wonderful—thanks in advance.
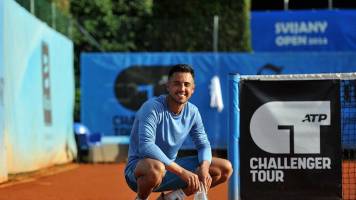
[1,161,355,200]
[0,163,228,200]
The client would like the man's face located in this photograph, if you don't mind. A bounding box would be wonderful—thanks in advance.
[166,72,195,105]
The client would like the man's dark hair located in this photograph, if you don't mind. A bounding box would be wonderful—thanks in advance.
[168,64,195,79]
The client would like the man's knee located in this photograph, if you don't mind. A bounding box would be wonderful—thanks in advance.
[211,158,233,183]
[135,159,165,185]
[221,160,233,181]
[146,163,165,183]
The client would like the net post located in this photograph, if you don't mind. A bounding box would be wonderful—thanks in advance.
[228,73,240,200]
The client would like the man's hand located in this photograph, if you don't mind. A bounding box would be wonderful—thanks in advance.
[179,169,200,194]
[166,162,200,194]
[196,161,212,193]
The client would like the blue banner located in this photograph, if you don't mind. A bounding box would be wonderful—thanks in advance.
[81,52,356,149]
[251,10,356,51]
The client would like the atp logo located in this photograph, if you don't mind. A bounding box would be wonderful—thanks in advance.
[250,101,330,154]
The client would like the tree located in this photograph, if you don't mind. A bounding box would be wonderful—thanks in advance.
[70,0,153,52]
[70,0,251,52]
[141,0,251,51]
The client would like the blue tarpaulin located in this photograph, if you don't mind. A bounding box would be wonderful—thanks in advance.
[1,0,76,177]
[0,0,5,183]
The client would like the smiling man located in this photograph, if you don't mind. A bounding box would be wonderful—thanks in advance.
[124,64,233,200]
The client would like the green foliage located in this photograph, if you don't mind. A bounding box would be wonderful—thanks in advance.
[70,0,153,52]
[70,0,251,52]
[141,0,251,51]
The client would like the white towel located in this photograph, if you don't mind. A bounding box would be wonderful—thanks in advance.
[209,75,224,112]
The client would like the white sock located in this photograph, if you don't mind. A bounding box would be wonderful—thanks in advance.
[163,189,186,200]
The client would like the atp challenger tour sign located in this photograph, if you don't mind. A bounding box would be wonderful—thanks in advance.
[240,80,342,200]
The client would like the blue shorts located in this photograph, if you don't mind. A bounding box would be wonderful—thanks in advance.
[125,156,199,192]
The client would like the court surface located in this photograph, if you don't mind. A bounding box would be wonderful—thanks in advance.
[0,163,227,200]
[1,161,354,199]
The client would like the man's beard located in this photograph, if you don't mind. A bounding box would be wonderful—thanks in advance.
[169,93,187,105]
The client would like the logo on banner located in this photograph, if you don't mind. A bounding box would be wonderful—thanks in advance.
[274,21,329,47]
[42,42,52,126]
[250,101,330,154]
[114,66,170,111]
[249,101,332,182]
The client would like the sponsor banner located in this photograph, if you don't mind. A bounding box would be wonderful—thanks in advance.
[251,10,356,51]
[240,80,342,200]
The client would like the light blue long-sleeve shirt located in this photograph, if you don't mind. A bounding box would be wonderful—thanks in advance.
[126,95,212,168]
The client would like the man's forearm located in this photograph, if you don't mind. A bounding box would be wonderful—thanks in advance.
[165,162,185,176]
[199,160,210,169]
[166,160,211,176]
